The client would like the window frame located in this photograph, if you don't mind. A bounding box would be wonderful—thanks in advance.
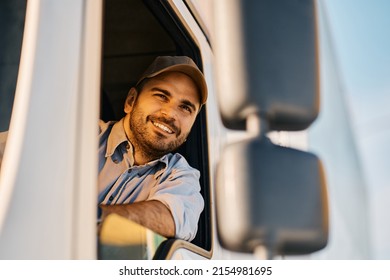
[100,0,212,259]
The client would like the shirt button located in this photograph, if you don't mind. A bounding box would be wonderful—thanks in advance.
[113,159,119,164]
[108,196,114,202]
[126,144,130,150]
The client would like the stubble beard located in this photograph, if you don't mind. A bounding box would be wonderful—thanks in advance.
[128,108,188,161]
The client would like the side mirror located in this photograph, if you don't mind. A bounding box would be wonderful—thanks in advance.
[216,138,328,256]
[214,0,319,131]
[213,0,327,258]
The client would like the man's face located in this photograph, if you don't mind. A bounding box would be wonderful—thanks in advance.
[124,71,200,160]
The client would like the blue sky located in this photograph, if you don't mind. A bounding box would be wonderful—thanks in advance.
[323,0,390,259]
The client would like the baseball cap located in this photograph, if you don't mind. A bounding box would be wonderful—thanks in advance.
[136,56,208,105]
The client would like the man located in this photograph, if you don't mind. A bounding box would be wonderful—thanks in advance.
[98,56,207,242]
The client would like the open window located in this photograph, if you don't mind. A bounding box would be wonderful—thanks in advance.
[0,1,26,172]
[99,0,211,259]
[0,1,26,132]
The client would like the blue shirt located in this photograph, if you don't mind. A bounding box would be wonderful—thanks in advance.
[98,119,204,241]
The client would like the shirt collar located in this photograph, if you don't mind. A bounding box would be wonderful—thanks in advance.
[105,118,170,170]
[150,154,170,179]
[105,118,130,158]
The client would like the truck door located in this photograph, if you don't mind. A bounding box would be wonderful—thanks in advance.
[0,0,102,259]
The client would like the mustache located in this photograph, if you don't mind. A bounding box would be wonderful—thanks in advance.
[148,115,180,135]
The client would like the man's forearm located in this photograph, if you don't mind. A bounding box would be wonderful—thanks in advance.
[100,200,176,238]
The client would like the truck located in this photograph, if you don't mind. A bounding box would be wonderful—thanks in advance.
[0,0,369,260]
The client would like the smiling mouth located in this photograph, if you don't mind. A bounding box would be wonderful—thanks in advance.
[152,120,174,134]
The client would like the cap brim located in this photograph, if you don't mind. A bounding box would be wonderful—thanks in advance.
[138,64,208,105]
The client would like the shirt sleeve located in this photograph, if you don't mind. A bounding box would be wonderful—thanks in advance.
[147,155,204,241]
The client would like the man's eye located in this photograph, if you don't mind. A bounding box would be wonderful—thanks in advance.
[181,105,192,113]
[155,94,167,100]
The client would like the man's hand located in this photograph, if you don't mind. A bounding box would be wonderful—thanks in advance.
[99,200,176,238]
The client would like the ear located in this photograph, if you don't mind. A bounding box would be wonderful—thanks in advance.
[124,87,138,114]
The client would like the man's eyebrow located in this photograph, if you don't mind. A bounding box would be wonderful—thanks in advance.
[181,99,197,112]
[151,87,198,112]
[151,87,172,98]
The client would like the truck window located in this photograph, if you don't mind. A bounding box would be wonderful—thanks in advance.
[0,1,26,131]
[98,0,211,259]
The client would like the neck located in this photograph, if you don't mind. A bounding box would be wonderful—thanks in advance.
[133,146,155,166]
[122,117,156,165]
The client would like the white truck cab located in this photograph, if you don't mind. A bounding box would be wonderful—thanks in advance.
[0,0,333,260]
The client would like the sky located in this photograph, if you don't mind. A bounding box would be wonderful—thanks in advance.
[323,0,390,259]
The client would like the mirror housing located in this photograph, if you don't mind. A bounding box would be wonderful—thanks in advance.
[214,0,319,131]
[216,137,328,256]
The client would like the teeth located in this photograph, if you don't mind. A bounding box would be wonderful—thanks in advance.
[153,121,173,134]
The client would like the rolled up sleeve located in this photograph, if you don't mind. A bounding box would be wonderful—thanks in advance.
[148,157,204,241]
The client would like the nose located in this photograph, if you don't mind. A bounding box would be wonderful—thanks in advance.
[160,103,178,119]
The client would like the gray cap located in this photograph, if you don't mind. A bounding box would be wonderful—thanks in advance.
[136,56,208,105]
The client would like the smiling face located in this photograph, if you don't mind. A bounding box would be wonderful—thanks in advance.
[123,71,200,164]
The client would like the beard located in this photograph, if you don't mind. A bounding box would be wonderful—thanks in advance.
[128,106,189,160]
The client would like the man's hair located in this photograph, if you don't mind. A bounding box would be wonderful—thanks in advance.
[135,78,149,94]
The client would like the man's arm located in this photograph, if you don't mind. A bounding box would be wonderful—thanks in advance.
[99,200,175,238]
